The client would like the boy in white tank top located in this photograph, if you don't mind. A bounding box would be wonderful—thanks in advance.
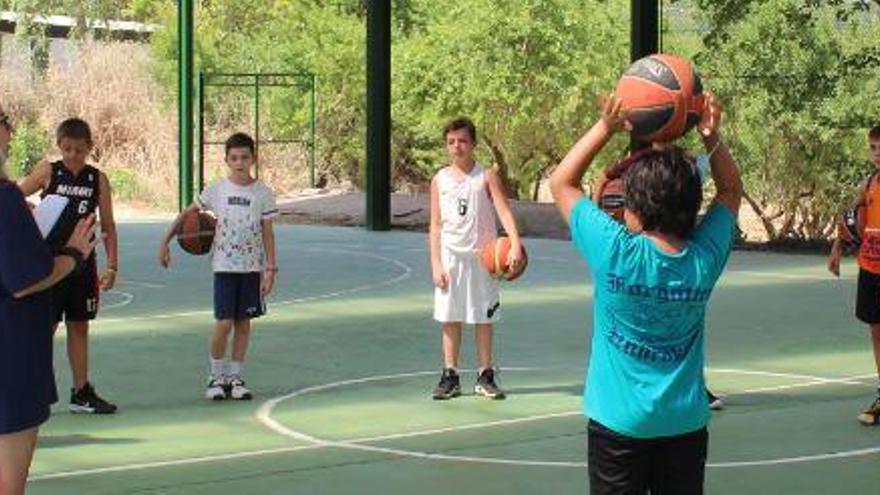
[430,117,523,400]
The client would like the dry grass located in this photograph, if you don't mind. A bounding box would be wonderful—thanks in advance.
[0,40,314,210]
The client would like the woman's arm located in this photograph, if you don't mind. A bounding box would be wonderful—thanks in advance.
[13,215,99,298]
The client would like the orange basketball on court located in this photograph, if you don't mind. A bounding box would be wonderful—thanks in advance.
[615,53,705,143]
[481,237,528,281]
[176,210,216,255]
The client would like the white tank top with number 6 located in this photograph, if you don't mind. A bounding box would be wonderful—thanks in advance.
[437,163,497,255]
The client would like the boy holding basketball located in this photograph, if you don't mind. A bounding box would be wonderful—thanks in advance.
[551,93,741,494]
[429,117,523,400]
[828,125,880,425]
[158,132,278,400]
[18,118,119,414]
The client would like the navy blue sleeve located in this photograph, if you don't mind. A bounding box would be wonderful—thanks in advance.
[0,182,53,295]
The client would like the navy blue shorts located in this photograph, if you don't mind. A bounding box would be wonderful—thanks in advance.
[53,256,99,323]
[214,272,265,320]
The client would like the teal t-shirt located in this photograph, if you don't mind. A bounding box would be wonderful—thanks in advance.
[570,197,736,438]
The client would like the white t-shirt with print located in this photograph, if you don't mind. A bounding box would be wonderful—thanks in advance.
[196,178,278,273]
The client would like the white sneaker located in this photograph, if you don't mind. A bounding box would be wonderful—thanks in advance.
[228,376,252,400]
[205,376,227,401]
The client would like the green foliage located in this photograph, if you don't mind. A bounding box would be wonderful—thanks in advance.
[107,167,139,200]
[696,0,880,240]
[393,0,629,199]
[7,123,47,179]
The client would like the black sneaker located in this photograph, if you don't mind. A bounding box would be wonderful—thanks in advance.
[475,368,506,400]
[857,397,880,426]
[69,382,118,414]
[707,389,724,411]
[432,368,461,400]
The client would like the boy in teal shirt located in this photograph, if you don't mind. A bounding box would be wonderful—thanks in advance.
[550,93,742,494]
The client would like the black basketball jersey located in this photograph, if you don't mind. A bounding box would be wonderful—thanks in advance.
[42,161,101,251]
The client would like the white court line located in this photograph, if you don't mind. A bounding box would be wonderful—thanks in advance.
[29,368,880,480]
[101,290,134,311]
[346,412,581,444]
[117,280,165,289]
[256,368,880,470]
[28,445,323,481]
[95,249,412,325]
[709,368,873,387]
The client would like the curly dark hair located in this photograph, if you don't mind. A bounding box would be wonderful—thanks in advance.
[870,125,880,140]
[623,147,703,239]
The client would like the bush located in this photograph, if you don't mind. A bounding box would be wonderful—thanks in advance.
[107,167,139,200]
[7,122,47,179]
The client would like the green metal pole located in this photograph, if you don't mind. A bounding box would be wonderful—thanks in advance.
[196,70,205,192]
[310,74,317,188]
[630,0,659,152]
[365,0,391,231]
[178,0,194,210]
[254,75,260,179]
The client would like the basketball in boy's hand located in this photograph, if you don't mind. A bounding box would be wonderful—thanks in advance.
[481,237,528,281]
[615,53,705,143]
[838,206,865,248]
[176,210,216,255]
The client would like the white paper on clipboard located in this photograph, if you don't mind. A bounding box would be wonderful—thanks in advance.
[33,194,69,239]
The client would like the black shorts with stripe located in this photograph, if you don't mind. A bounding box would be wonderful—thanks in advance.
[53,256,99,323]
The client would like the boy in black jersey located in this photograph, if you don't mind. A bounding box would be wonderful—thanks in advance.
[19,118,119,414]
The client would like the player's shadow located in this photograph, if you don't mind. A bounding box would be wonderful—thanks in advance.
[38,434,141,449]
[505,384,583,397]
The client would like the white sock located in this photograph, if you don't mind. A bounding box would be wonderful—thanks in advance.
[210,358,225,378]
[228,361,243,378]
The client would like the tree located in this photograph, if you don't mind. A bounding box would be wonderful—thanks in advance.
[393,0,629,199]
[697,0,880,241]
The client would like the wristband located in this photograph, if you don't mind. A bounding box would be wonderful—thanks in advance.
[265,266,279,273]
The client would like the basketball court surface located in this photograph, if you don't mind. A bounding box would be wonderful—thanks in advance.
[27,221,880,494]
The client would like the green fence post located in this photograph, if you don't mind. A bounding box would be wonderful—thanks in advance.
[196,70,205,193]
[310,74,317,188]
[630,0,659,152]
[366,0,391,231]
[178,0,195,210]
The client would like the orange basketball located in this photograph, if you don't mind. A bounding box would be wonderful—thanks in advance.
[615,53,705,143]
[481,237,528,281]
[176,210,216,255]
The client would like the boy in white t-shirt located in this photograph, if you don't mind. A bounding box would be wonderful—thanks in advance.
[430,117,524,400]
[158,133,278,400]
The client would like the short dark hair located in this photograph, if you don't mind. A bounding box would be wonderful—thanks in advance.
[624,147,703,239]
[225,132,255,155]
[56,118,92,144]
[443,117,477,143]
[869,125,880,140]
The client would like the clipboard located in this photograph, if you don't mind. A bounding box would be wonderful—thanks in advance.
[33,194,69,239]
